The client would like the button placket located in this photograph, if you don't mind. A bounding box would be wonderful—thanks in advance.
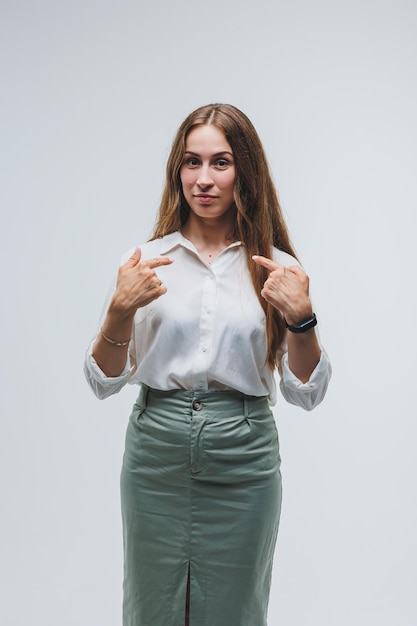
[191,272,217,390]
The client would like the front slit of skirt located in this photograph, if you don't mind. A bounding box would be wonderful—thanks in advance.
[185,563,190,626]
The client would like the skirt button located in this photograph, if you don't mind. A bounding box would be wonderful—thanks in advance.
[192,399,203,411]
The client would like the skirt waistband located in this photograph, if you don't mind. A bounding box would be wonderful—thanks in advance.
[136,385,269,418]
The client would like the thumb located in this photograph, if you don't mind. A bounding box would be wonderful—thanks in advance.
[125,247,142,267]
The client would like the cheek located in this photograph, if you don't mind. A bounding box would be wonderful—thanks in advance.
[180,170,194,189]
[224,172,236,193]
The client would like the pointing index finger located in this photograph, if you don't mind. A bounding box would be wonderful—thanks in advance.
[252,255,280,271]
[144,257,174,269]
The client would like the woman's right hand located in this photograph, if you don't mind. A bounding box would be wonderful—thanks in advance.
[109,248,173,317]
[92,249,173,377]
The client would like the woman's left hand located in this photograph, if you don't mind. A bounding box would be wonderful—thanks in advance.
[252,255,313,325]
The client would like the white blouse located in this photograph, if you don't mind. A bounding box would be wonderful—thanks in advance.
[84,231,331,408]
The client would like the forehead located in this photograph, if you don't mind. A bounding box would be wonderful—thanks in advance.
[185,124,232,154]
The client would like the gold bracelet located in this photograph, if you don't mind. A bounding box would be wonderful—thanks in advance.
[101,327,130,347]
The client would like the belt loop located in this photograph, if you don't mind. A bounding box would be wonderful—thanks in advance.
[243,395,249,418]
[137,384,149,409]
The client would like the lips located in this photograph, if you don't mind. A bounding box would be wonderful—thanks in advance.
[194,194,217,205]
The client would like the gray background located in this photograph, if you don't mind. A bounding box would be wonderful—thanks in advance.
[1,0,416,624]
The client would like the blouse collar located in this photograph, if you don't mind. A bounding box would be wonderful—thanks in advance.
[159,231,242,255]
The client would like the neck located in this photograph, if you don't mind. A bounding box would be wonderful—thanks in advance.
[181,214,236,247]
[181,215,237,264]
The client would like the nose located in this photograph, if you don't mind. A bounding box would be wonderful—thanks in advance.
[196,164,213,188]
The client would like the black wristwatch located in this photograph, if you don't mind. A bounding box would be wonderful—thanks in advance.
[285,313,317,334]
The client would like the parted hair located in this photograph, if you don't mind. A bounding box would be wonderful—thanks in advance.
[151,103,298,369]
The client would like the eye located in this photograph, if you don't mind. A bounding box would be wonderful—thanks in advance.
[215,158,230,168]
[184,157,200,167]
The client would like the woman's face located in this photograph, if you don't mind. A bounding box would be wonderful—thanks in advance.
[180,124,236,222]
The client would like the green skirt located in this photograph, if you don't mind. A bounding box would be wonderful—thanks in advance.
[120,386,282,626]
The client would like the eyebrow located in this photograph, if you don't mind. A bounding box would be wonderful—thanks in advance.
[184,150,234,157]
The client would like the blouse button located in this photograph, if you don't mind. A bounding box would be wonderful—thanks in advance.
[192,399,203,411]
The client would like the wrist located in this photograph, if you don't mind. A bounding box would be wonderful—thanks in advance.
[102,306,135,339]
[107,297,137,321]
[285,313,317,334]
[283,303,313,327]
[100,327,131,347]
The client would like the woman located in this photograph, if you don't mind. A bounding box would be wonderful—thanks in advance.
[84,103,331,626]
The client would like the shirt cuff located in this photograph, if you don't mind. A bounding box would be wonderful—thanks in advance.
[83,340,132,399]
[279,349,332,411]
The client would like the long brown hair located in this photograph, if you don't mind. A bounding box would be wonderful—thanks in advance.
[151,103,298,369]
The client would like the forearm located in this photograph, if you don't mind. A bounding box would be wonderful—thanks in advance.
[92,308,135,377]
[286,328,322,383]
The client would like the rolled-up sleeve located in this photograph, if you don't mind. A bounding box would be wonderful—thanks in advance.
[83,339,133,400]
[279,349,332,411]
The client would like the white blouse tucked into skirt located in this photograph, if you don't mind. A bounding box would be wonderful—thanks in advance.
[84,230,331,409]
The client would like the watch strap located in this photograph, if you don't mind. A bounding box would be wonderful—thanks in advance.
[285,313,317,334]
